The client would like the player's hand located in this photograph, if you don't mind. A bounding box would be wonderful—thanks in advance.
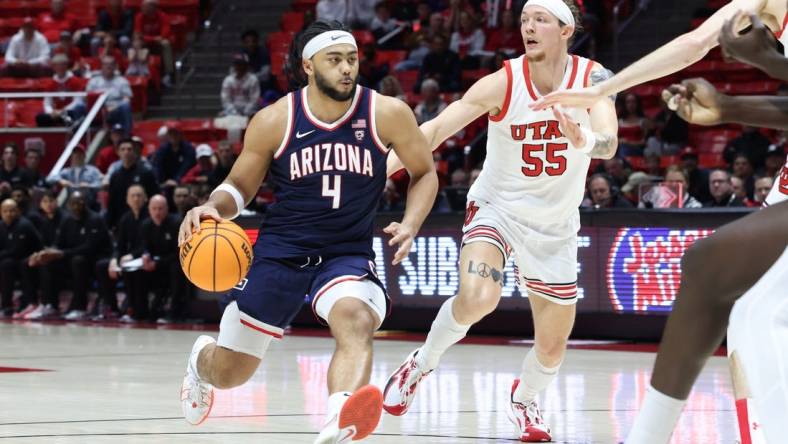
[719,11,777,72]
[661,78,724,126]
[179,205,222,246]
[384,221,416,265]
[530,85,603,111]
[551,106,585,149]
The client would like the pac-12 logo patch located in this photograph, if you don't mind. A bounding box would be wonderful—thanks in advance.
[355,130,365,141]
[606,228,713,313]
[233,278,249,291]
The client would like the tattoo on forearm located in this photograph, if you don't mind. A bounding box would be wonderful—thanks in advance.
[590,68,616,102]
[589,133,617,159]
[467,260,504,287]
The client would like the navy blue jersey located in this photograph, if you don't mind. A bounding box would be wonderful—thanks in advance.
[258,86,389,259]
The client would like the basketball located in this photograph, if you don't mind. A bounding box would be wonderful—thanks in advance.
[179,219,253,292]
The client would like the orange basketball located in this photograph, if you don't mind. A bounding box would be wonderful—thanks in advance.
[179,219,253,292]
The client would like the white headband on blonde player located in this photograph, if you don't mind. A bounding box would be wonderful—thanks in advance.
[523,0,575,27]
[302,30,357,60]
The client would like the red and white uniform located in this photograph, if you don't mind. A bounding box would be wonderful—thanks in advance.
[462,53,598,305]
[765,18,788,207]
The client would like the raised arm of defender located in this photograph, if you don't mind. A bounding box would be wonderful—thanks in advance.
[178,97,286,244]
[531,0,774,111]
[386,68,508,176]
[375,94,439,265]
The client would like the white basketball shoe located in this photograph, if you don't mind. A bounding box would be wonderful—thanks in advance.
[382,349,432,416]
[314,385,383,443]
[507,379,551,442]
[180,335,215,425]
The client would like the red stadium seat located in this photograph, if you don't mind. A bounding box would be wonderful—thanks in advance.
[699,153,726,169]
[270,51,287,76]
[375,50,407,68]
[291,0,318,12]
[280,12,304,33]
[267,31,295,53]
[351,30,374,45]
[394,70,418,93]
[660,155,679,168]
[126,76,149,113]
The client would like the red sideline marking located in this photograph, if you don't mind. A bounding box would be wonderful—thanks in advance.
[0,366,51,373]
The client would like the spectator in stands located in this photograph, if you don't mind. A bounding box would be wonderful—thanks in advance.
[764,144,784,180]
[347,0,377,29]
[754,176,774,205]
[414,78,447,124]
[485,9,522,56]
[358,44,389,89]
[395,32,431,71]
[50,145,103,206]
[95,124,124,173]
[664,165,702,208]
[20,146,47,190]
[450,11,486,69]
[704,169,745,208]
[190,183,211,205]
[125,33,150,77]
[645,98,688,156]
[107,138,159,228]
[731,176,756,207]
[379,179,404,212]
[104,135,154,179]
[86,56,133,135]
[98,34,126,73]
[680,147,710,203]
[643,153,663,177]
[37,0,76,43]
[414,2,432,29]
[601,157,630,189]
[9,186,32,215]
[425,12,448,41]
[379,75,406,101]
[0,18,51,78]
[371,3,400,48]
[28,191,112,320]
[137,195,187,323]
[445,0,478,32]
[172,184,195,218]
[220,54,261,117]
[210,140,235,186]
[316,0,347,23]
[732,153,755,200]
[93,0,134,53]
[0,199,41,317]
[95,184,148,321]
[617,92,650,156]
[35,54,87,127]
[240,30,272,89]
[418,34,461,92]
[152,126,196,188]
[724,126,770,169]
[27,190,62,248]
[621,171,655,206]
[0,144,26,197]
[181,144,213,185]
[584,173,633,208]
[135,0,174,86]
[52,31,87,76]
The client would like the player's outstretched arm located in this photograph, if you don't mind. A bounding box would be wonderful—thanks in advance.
[664,77,788,130]
[376,94,439,265]
[386,69,507,176]
[178,98,286,244]
[531,0,769,111]
[719,12,788,81]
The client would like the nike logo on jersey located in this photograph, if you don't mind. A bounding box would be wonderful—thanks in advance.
[296,130,316,139]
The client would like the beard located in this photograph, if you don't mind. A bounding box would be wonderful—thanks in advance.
[314,69,358,101]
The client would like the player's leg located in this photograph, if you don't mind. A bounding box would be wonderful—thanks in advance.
[625,201,788,444]
[181,257,309,425]
[311,262,388,443]
[383,240,506,415]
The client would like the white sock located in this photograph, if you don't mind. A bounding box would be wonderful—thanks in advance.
[416,296,471,371]
[624,384,686,444]
[513,348,561,403]
[189,335,216,382]
[326,391,352,421]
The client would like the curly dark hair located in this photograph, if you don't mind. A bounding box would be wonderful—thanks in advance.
[285,20,352,90]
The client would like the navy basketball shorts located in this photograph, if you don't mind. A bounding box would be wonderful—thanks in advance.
[216,255,388,359]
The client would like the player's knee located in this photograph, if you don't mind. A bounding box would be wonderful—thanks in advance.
[535,337,568,364]
[330,299,377,341]
[456,285,501,319]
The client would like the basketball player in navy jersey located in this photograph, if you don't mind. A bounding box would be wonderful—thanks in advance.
[177,20,438,443]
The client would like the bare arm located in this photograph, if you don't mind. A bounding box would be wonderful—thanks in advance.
[179,97,286,243]
[587,65,619,159]
[387,68,507,176]
[719,95,788,129]
[376,94,439,264]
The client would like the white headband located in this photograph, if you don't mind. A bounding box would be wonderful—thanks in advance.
[523,0,575,27]
[302,30,357,60]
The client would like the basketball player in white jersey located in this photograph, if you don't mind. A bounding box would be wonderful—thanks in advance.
[382,1,619,441]
[622,12,788,444]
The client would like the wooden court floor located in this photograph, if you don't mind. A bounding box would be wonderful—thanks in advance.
[0,322,735,443]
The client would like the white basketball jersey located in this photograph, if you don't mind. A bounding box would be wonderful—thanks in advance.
[764,15,788,207]
[468,54,597,223]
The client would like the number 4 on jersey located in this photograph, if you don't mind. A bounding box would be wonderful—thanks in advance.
[322,175,341,209]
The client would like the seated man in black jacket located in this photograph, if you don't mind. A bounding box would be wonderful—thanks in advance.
[0,199,42,317]
[107,138,159,229]
[29,191,112,320]
[94,184,149,320]
[127,195,187,323]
